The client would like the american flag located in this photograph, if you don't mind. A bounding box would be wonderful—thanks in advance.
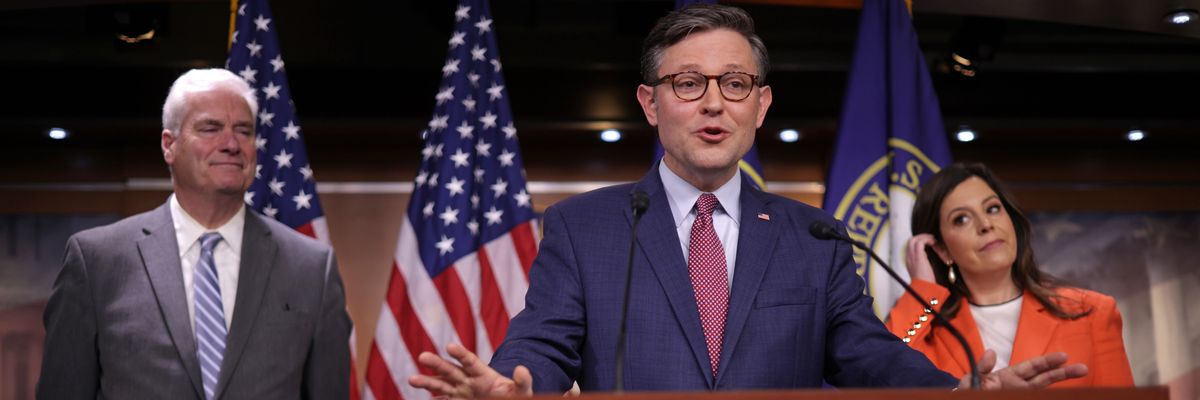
[363,0,538,398]
[227,1,359,399]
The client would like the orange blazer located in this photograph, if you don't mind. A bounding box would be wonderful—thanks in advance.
[886,280,1134,387]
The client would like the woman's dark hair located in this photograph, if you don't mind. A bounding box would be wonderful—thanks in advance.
[910,162,1089,333]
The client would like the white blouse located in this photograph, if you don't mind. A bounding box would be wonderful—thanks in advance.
[969,295,1023,370]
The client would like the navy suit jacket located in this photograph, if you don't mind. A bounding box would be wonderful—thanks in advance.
[490,168,956,392]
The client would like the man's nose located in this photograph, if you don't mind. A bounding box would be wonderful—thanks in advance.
[219,129,243,154]
[699,77,725,115]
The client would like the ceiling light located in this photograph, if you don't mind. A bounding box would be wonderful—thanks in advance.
[950,53,977,77]
[1165,9,1199,25]
[955,126,976,142]
[778,129,801,143]
[48,127,69,140]
[943,18,1005,78]
[599,129,622,143]
[951,53,973,66]
[1126,129,1145,142]
[116,29,155,44]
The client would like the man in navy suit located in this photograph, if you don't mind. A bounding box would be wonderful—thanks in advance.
[409,4,1086,396]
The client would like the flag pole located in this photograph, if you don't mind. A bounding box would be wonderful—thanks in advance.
[227,0,237,50]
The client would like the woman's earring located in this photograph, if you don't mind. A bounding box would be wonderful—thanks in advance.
[947,265,957,284]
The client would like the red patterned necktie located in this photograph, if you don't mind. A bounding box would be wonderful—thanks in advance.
[688,193,729,378]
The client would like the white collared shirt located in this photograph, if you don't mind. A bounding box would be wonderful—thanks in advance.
[170,194,245,333]
[658,161,741,288]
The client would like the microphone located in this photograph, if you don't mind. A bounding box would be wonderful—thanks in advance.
[615,190,649,393]
[809,221,981,389]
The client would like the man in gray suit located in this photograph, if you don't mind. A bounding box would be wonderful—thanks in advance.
[37,68,352,400]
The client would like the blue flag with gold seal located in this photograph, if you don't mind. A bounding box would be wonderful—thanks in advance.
[823,0,952,318]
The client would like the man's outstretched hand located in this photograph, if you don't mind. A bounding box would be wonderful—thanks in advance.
[408,343,533,399]
[960,350,1089,390]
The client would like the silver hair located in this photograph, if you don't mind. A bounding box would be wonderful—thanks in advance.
[640,3,769,85]
[161,68,258,136]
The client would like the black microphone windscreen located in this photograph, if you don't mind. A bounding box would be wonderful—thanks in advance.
[631,191,650,215]
[808,221,839,240]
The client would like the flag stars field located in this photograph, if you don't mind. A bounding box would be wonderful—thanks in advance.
[450,149,471,168]
[446,177,467,196]
[449,32,466,49]
[292,190,311,210]
[246,40,262,57]
[486,83,504,100]
[228,4,347,389]
[281,121,300,140]
[268,178,285,196]
[262,82,281,100]
[253,14,270,31]
[479,112,498,129]
[436,86,455,105]
[273,149,292,169]
[258,109,274,127]
[456,121,475,139]
[365,2,539,398]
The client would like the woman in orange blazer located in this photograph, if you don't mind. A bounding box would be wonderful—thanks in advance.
[887,162,1133,387]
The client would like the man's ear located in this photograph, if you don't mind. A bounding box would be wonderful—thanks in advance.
[162,129,176,165]
[636,84,658,127]
[754,85,773,128]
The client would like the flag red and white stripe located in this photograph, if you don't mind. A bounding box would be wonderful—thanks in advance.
[365,222,536,400]
[363,0,538,398]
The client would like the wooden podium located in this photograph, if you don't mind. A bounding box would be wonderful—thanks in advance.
[526,388,1168,400]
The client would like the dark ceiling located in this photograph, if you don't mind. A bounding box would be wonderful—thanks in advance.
[1,0,1198,183]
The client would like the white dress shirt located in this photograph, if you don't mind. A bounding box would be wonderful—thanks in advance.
[170,194,245,333]
[658,161,741,288]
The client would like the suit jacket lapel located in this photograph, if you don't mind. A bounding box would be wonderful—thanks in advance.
[137,204,205,399]
[715,182,778,385]
[214,209,278,399]
[630,170,715,388]
[940,303,986,375]
[1009,291,1060,365]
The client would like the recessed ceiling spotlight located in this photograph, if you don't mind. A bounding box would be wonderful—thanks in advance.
[1126,129,1145,142]
[949,53,977,77]
[778,129,801,143]
[1165,9,1199,25]
[48,127,69,140]
[955,126,976,142]
[599,129,622,143]
[116,29,155,44]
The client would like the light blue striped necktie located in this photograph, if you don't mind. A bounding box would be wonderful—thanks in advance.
[194,232,226,400]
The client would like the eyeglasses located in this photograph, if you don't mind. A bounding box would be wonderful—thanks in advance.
[651,71,761,102]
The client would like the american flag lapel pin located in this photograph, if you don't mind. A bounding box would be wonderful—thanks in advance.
[757,213,770,221]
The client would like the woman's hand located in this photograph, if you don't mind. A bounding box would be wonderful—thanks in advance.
[905,233,939,283]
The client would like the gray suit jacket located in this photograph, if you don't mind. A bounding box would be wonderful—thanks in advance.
[37,203,352,400]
